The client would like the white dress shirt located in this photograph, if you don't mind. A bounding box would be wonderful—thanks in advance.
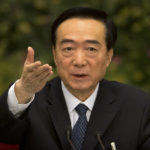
[7,81,99,128]
[61,81,99,128]
[7,83,34,117]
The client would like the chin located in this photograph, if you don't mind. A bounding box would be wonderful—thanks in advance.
[69,82,92,91]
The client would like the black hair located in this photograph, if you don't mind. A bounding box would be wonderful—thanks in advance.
[51,7,117,50]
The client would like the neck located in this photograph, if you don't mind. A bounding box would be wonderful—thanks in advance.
[64,85,98,102]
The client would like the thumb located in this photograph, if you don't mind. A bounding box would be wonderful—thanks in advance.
[25,46,35,64]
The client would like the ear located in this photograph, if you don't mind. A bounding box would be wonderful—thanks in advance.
[106,48,113,67]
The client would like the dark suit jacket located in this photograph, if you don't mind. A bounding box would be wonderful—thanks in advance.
[0,77,150,150]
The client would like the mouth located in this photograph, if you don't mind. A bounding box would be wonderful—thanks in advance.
[72,74,88,79]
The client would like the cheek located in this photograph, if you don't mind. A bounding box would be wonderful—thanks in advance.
[55,56,69,72]
[92,57,108,74]
[95,56,107,67]
[54,53,62,66]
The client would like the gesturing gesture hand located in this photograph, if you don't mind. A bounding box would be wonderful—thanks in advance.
[15,47,53,104]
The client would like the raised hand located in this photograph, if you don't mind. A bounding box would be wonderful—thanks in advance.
[14,47,53,104]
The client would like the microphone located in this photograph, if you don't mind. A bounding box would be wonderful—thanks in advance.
[96,133,105,150]
[66,128,106,150]
[111,142,117,150]
[66,128,76,150]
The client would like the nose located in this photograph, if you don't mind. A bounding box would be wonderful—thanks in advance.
[73,50,87,67]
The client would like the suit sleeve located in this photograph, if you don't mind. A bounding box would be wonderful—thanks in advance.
[138,94,150,150]
[0,88,28,144]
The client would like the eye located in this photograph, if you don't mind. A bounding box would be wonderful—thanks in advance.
[87,47,97,51]
[63,47,73,51]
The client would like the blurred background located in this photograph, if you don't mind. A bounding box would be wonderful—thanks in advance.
[0,0,150,94]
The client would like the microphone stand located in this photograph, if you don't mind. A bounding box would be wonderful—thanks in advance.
[66,129,76,150]
[96,133,105,150]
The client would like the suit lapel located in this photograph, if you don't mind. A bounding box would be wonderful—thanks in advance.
[82,80,122,150]
[47,78,71,150]
[46,78,122,150]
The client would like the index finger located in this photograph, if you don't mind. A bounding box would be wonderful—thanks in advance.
[25,46,35,65]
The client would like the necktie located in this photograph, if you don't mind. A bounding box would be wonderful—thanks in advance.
[71,104,88,150]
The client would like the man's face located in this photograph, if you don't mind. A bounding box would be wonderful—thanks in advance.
[53,18,113,94]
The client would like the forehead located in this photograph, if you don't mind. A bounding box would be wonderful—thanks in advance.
[56,18,106,43]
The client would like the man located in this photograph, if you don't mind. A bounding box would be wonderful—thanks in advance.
[0,7,150,150]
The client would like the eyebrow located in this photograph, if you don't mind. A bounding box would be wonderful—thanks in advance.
[60,39,75,44]
[60,38,102,46]
[84,40,102,46]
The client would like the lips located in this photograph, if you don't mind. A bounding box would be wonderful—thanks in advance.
[72,73,88,79]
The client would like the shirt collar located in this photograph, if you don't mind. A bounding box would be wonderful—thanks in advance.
[61,81,99,113]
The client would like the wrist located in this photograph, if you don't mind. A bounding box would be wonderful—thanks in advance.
[14,79,34,104]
